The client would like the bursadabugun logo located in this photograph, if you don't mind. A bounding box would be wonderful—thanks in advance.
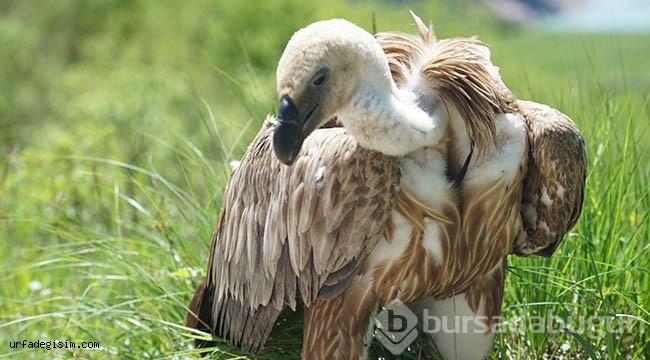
[374,299,644,355]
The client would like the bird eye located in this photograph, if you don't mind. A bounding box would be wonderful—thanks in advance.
[311,68,329,87]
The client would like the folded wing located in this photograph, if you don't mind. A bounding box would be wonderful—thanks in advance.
[186,117,400,353]
[514,100,587,256]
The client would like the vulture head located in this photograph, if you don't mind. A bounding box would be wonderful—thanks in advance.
[273,19,394,165]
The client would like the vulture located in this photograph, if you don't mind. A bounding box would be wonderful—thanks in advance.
[185,13,586,360]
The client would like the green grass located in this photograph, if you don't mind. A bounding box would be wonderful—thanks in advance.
[1,0,648,359]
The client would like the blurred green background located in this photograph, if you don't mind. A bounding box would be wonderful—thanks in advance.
[1,0,648,359]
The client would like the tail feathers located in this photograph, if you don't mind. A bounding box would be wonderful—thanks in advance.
[185,280,216,350]
[186,279,281,355]
[215,295,281,354]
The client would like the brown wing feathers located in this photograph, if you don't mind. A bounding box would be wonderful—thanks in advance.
[515,100,587,256]
[186,118,401,353]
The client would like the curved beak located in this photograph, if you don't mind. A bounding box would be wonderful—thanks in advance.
[273,95,321,165]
